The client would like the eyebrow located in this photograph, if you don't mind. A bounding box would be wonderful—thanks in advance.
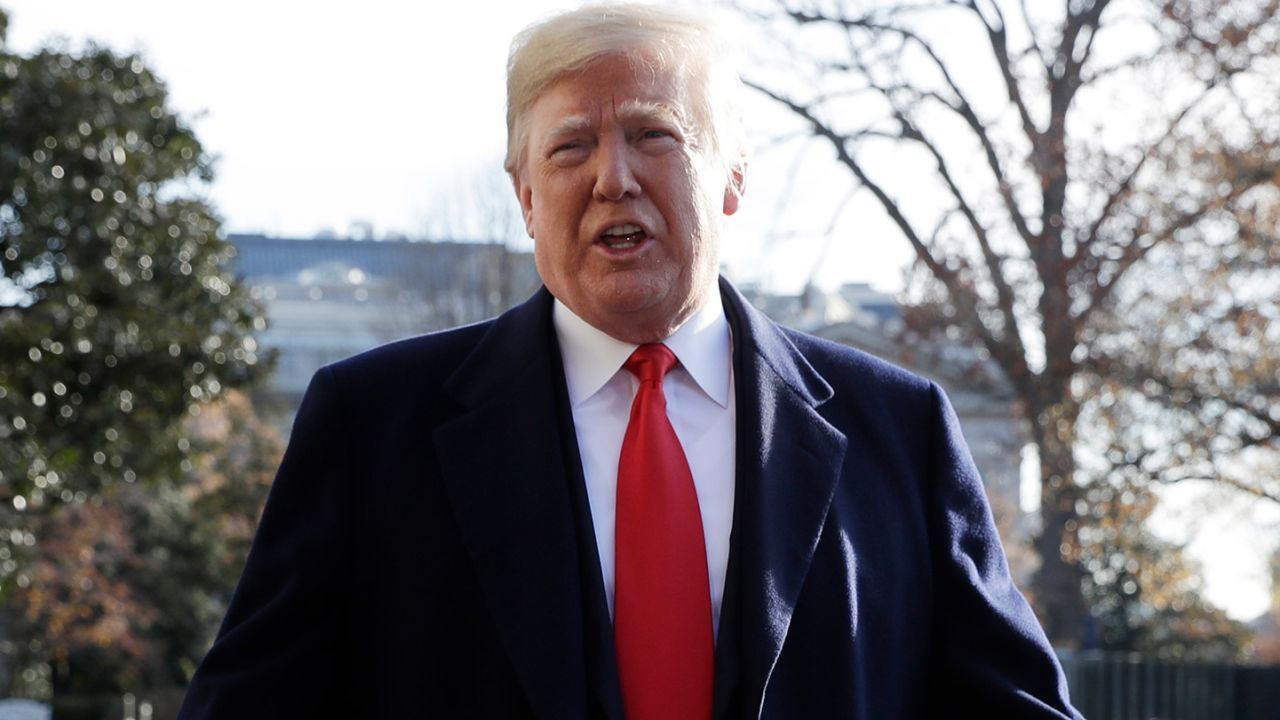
[616,98,682,126]
[544,99,685,140]
[546,115,593,139]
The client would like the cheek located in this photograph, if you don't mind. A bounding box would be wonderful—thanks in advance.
[673,155,723,220]
[533,214,578,275]
[683,162,729,267]
[532,238,564,293]
[662,164,706,228]
[536,176,587,228]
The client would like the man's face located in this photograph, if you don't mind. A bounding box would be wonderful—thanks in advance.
[513,53,742,344]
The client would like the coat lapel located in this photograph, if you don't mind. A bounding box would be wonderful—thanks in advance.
[431,281,848,719]
[433,288,591,720]
[720,280,849,718]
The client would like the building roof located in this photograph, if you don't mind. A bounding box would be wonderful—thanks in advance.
[228,233,538,291]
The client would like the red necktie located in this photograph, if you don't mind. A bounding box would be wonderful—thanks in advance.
[614,343,714,720]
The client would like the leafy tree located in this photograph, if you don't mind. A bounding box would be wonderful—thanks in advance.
[5,390,279,697]
[0,6,274,696]
[0,7,267,507]
[11,498,152,696]
[1084,531,1251,662]
[744,0,1280,647]
[126,390,279,688]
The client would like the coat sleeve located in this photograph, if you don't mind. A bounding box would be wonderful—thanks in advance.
[177,367,357,719]
[921,382,1083,719]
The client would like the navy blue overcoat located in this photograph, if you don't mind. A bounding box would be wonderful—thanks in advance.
[178,279,1080,719]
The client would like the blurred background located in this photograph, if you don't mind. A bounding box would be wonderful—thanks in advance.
[0,0,1277,718]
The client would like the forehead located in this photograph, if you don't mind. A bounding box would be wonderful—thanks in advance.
[527,54,689,130]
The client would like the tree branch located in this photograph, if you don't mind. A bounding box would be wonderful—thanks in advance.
[746,81,949,279]
[1016,0,1052,74]
[784,7,1040,245]
[747,78,1036,398]
[891,108,1026,358]
[954,0,1043,152]
[918,89,1038,244]
[1154,472,1280,505]
[1122,356,1280,454]
[1080,48,1165,84]
[1059,0,1111,89]
[1072,80,1220,265]
[1077,164,1275,325]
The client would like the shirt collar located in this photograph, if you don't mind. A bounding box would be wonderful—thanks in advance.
[553,292,732,409]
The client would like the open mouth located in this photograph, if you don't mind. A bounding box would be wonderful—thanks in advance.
[599,223,648,250]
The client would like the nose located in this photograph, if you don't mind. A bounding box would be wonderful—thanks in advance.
[592,135,641,202]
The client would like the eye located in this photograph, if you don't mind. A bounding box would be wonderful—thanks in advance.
[547,140,590,166]
[637,127,680,143]
[635,127,680,154]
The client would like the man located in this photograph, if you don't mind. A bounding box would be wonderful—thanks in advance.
[179,4,1081,719]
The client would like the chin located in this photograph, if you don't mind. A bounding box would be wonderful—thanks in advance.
[590,272,674,311]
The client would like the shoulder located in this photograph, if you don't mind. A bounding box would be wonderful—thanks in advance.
[780,326,935,401]
[325,319,494,391]
[721,277,937,411]
[300,287,555,421]
[765,324,952,456]
[278,319,497,435]
[323,286,553,391]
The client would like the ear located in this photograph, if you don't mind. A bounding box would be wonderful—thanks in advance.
[512,171,535,238]
[722,161,746,216]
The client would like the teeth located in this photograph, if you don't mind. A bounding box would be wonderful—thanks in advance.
[602,223,643,237]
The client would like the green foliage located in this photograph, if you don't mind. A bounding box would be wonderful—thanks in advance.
[0,36,268,505]
[122,391,280,689]
[0,14,276,698]
[5,391,280,697]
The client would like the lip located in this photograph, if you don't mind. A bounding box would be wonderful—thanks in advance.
[592,218,653,240]
[594,236,653,259]
[591,218,654,256]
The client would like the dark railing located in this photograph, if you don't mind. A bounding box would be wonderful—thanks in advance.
[18,657,1280,720]
[1058,650,1280,720]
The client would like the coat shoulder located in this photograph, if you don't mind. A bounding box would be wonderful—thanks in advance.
[326,320,493,388]
[780,327,934,401]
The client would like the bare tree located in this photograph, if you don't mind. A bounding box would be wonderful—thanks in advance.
[1081,163,1279,505]
[742,0,1280,647]
[421,165,527,245]
[421,164,532,317]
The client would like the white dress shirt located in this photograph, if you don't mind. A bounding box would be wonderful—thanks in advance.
[553,295,736,635]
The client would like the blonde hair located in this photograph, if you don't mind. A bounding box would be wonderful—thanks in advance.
[504,3,746,183]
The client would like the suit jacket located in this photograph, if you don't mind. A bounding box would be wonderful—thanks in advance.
[178,279,1080,719]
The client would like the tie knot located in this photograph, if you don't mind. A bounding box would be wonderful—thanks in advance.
[625,343,677,385]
